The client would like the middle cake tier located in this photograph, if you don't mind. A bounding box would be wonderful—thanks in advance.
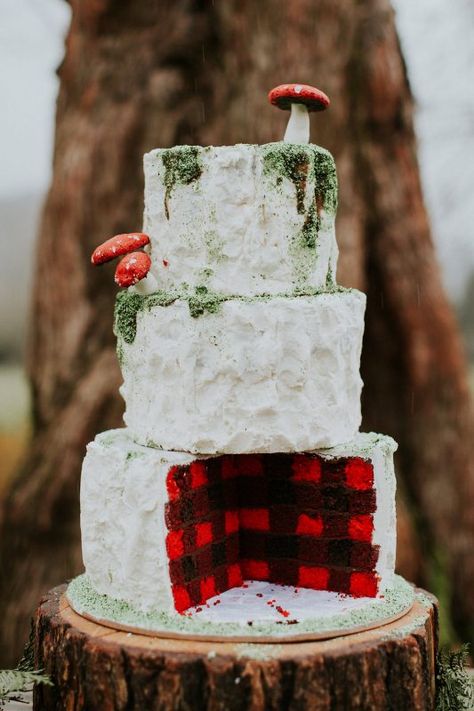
[116,288,366,454]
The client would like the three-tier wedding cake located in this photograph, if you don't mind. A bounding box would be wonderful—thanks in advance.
[69,85,406,634]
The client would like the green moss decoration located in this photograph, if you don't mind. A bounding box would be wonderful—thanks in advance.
[114,291,145,344]
[116,340,124,367]
[262,144,310,214]
[300,202,319,249]
[312,147,338,216]
[326,266,335,288]
[262,143,338,287]
[114,284,351,349]
[162,146,202,219]
[436,644,473,711]
[188,285,225,318]
[262,143,338,216]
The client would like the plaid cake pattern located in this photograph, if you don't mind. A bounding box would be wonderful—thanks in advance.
[165,453,380,612]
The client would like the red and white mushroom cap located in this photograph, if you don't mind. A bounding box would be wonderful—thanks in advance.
[115,252,152,288]
[91,232,150,265]
[268,83,330,143]
[268,84,330,112]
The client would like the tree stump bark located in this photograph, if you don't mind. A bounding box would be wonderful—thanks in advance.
[34,585,438,711]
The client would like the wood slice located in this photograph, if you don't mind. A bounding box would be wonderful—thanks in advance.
[34,585,438,711]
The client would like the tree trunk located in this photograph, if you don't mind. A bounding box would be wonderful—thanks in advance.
[34,585,438,711]
[0,0,472,665]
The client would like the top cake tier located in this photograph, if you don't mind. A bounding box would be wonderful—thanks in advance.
[143,143,338,296]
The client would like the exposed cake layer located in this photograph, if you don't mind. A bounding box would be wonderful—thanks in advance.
[81,430,396,614]
[142,143,338,295]
[117,289,365,454]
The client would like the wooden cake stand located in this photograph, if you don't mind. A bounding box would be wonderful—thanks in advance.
[34,584,438,710]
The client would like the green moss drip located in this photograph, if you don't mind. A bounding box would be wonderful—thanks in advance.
[262,144,310,214]
[262,142,338,287]
[114,291,145,345]
[116,340,125,367]
[162,146,202,219]
[325,265,335,288]
[300,202,319,249]
[313,147,338,215]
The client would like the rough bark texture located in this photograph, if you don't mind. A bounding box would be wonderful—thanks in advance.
[34,586,438,711]
[0,0,473,665]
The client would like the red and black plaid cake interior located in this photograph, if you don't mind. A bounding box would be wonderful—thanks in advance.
[165,453,380,612]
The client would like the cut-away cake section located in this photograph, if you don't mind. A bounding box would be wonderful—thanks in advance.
[81,429,396,614]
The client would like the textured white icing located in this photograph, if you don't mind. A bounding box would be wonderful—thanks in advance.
[80,430,397,614]
[119,291,365,454]
[80,430,195,612]
[317,432,398,592]
[143,143,338,295]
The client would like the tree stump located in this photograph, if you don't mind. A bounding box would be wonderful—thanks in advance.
[34,585,438,710]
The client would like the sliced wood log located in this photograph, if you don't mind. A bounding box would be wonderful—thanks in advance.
[34,585,438,711]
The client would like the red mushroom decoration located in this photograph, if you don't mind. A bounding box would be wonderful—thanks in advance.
[91,232,150,265]
[268,83,330,144]
[91,232,157,293]
[115,252,152,288]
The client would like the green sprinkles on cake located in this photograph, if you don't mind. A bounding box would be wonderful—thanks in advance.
[67,574,415,640]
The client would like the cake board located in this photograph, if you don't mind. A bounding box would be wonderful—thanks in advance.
[65,574,416,644]
[34,583,438,711]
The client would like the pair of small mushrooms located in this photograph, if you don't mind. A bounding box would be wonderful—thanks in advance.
[92,83,329,288]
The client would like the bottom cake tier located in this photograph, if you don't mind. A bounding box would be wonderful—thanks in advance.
[81,430,397,614]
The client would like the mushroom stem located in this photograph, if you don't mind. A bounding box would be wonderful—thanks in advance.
[284,103,310,143]
[132,272,158,295]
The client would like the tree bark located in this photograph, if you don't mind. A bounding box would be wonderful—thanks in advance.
[34,585,438,711]
[0,0,472,665]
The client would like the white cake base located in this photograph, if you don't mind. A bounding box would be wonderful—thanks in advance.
[67,574,414,643]
[81,429,397,614]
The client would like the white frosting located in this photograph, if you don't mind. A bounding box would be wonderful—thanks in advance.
[80,430,195,612]
[143,143,338,295]
[81,430,397,614]
[119,290,365,454]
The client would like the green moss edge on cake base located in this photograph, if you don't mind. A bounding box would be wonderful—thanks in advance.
[67,574,415,641]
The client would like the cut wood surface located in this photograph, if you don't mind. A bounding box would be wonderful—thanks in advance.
[34,585,438,711]
[1,0,473,665]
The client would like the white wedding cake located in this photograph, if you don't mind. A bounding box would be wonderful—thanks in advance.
[77,84,398,621]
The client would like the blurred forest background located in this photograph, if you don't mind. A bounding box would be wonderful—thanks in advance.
[0,0,473,664]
